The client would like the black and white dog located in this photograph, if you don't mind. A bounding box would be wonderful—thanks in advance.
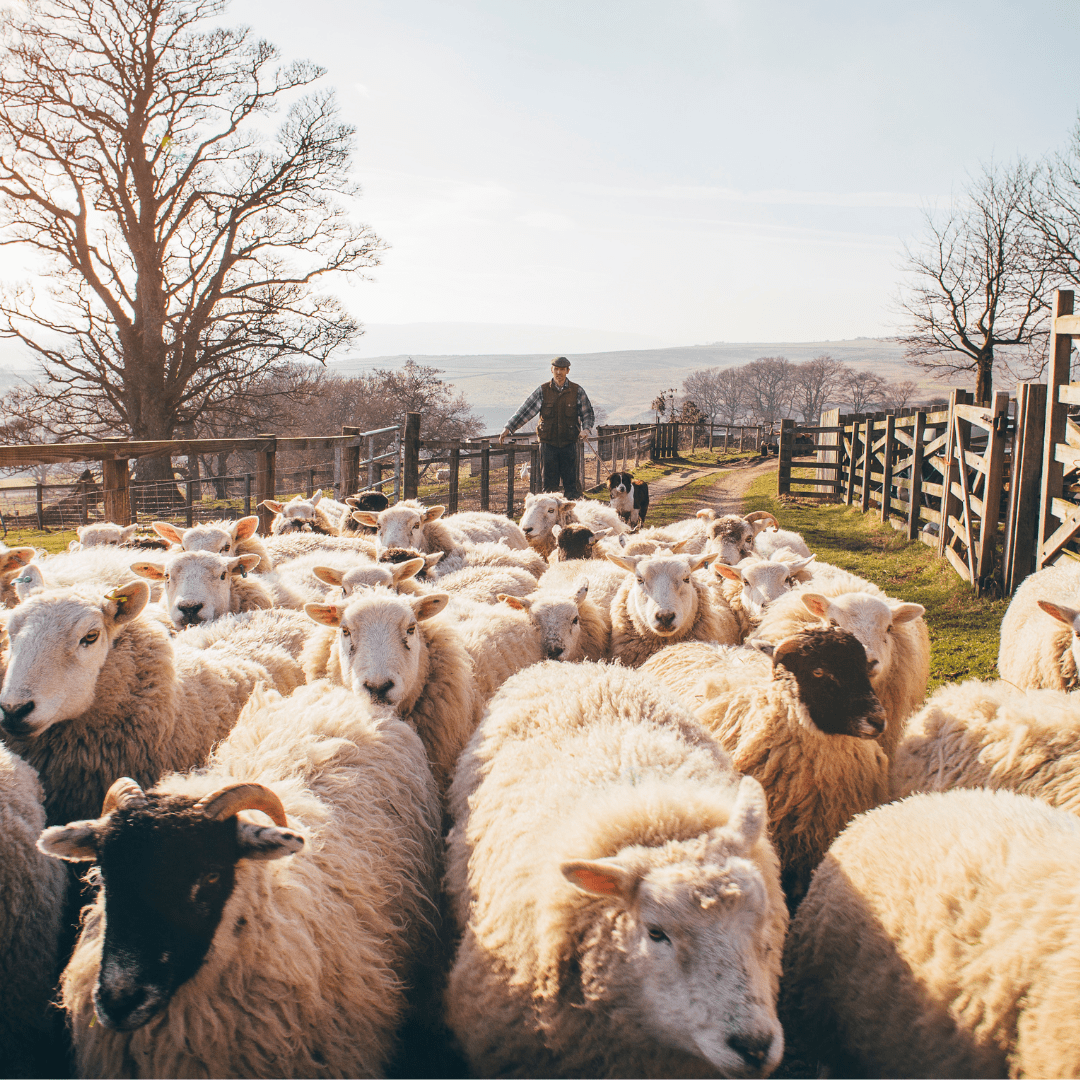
[608,471,649,527]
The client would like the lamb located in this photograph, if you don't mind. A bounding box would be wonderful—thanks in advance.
[41,680,441,1079]
[151,514,274,571]
[444,661,788,1079]
[302,590,478,796]
[0,742,68,1078]
[997,559,1080,690]
[499,577,609,661]
[693,627,889,903]
[891,679,1080,813]
[546,522,612,562]
[339,489,389,535]
[353,500,468,557]
[754,572,928,759]
[702,511,778,565]
[435,467,451,482]
[783,788,1080,1079]
[0,581,288,825]
[258,489,341,536]
[607,552,739,667]
[518,492,628,556]
[710,552,815,641]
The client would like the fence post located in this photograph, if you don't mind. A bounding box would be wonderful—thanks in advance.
[255,434,277,536]
[938,390,968,560]
[595,437,603,486]
[530,444,540,494]
[1005,382,1047,593]
[976,391,1011,584]
[448,446,460,514]
[845,420,859,505]
[185,477,195,527]
[1039,289,1075,569]
[506,444,516,517]
[244,473,252,516]
[35,483,43,530]
[307,468,315,499]
[880,414,895,522]
[777,418,793,496]
[102,457,131,526]
[480,440,490,511]
[860,417,874,513]
[403,413,421,501]
[907,411,926,542]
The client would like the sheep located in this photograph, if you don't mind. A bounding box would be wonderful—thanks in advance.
[302,590,477,796]
[640,640,758,704]
[435,467,451,482]
[709,552,815,641]
[783,788,1080,1079]
[0,545,36,607]
[519,462,531,481]
[596,532,688,558]
[432,539,548,580]
[498,577,609,661]
[14,546,168,605]
[633,508,719,554]
[339,489,390,535]
[546,522,612,563]
[41,681,442,1079]
[518,492,628,556]
[607,552,739,667]
[258,489,341,536]
[444,661,788,1079]
[997,559,1080,690]
[446,509,530,549]
[0,741,68,1078]
[263,531,377,564]
[438,563,538,604]
[353,500,468,557]
[693,627,889,903]
[151,514,274,571]
[378,546,445,580]
[174,609,312,685]
[539,556,630,621]
[890,679,1080,812]
[67,522,169,551]
[753,521,811,559]
[0,581,283,825]
[702,511,778,565]
[306,554,428,600]
[754,573,928,760]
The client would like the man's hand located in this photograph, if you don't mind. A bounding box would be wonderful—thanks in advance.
[499,428,510,445]
[579,429,589,441]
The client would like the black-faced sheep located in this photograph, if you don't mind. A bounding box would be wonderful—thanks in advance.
[340,489,390,534]
[547,522,611,562]
[445,661,788,1079]
[40,681,441,1079]
[784,788,1080,1078]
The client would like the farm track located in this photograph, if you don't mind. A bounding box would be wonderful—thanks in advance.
[648,456,778,513]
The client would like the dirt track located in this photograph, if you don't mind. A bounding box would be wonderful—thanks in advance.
[648,457,778,514]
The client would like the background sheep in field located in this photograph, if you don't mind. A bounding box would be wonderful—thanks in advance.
[259,490,342,536]
[891,679,1080,813]
[607,552,738,666]
[0,742,68,1079]
[997,559,1080,690]
[784,789,1080,1079]
[445,662,788,1079]
[0,581,279,825]
[499,577,609,661]
[694,627,889,903]
[755,570,927,759]
[42,681,441,1079]
[518,492,627,556]
[152,515,273,571]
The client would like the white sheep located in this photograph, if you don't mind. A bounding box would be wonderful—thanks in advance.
[0,545,37,606]
[784,788,1080,1078]
[174,608,313,684]
[692,627,889,903]
[997,559,1080,690]
[308,554,428,600]
[633,508,719,554]
[640,640,759,704]
[607,552,738,667]
[498,577,609,661]
[41,681,441,1079]
[702,511,778,565]
[755,570,928,759]
[710,551,815,641]
[263,531,377,564]
[433,539,549,580]
[0,581,289,825]
[152,514,273,570]
[538,556,630,624]
[437,563,538,604]
[14,546,167,605]
[0,741,68,1077]
[258,489,341,536]
[352,500,468,557]
[445,509,530,549]
[518,492,628,556]
[68,522,140,549]
[445,661,788,1078]
[435,467,451,482]
[891,679,1080,812]
[753,521,811,559]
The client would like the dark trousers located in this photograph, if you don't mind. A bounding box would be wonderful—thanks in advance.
[541,440,581,499]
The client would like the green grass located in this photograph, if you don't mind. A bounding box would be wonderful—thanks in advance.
[646,472,734,527]
[3,527,77,553]
[742,473,1007,691]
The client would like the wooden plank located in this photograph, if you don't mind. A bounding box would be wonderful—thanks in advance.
[953,403,999,430]
[1054,443,1080,468]
[845,421,859,505]
[480,440,490,511]
[938,389,963,560]
[1054,313,1080,335]
[790,478,842,489]
[893,429,914,451]
[255,435,277,537]
[1053,496,1079,522]
[975,391,1009,582]
[944,544,973,583]
[102,457,131,526]
[1040,290,1075,569]
[861,418,874,513]
[1057,383,1080,406]
[953,418,978,582]
[880,414,895,523]
[447,447,460,514]
[1041,502,1080,564]
[923,432,949,457]
[920,505,942,525]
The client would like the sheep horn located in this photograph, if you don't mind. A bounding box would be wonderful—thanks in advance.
[745,511,779,529]
[102,777,147,816]
[194,783,288,827]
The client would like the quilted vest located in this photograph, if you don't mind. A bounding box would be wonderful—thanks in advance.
[536,379,579,446]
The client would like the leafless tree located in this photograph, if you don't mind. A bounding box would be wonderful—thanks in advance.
[794,354,847,423]
[880,379,920,412]
[681,368,726,424]
[894,160,1049,403]
[713,366,747,426]
[0,0,383,488]
[841,369,887,413]
[741,357,797,427]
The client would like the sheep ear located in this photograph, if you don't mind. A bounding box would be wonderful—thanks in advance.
[412,593,449,620]
[233,516,260,542]
[129,561,166,582]
[723,775,768,852]
[230,554,261,575]
[236,822,305,862]
[590,527,613,541]
[551,524,562,539]
[787,554,815,574]
[605,553,640,573]
[258,499,284,514]
[573,577,589,604]
[670,538,691,553]
[499,593,532,611]
[38,821,100,862]
[313,566,344,587]
[423,505,445,523]
[311,490,322,507]
[0,547,34,574]
[425,552,444,569]
[393,557,426,583]
[561,858,637,901]
[152,521,184,545]
[695,508,716,520]
[713,562,743,582]
[890,602,925,625]
[1038,600,1080,631]
[687,553,712,573]
[14,564,44,598]
[353,511,380,527]
[103,581,150,626]
[120,524,138,543]
[305,603,343,628]
[800,593,832,620]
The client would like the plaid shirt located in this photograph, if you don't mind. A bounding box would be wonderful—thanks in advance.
[506,380,595,434]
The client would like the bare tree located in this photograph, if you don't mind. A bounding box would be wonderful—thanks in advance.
[880,379,920,412]
[841,369,887,413]
[0,0,383,487]
[741,357,797,427]
[681,368,726,424]
[714,366,746,426]
[794,354,847,423]
[1025,121,1080,315]
[895,160,1048,402]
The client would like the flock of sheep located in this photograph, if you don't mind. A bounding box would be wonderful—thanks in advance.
[2,480,1079,1078]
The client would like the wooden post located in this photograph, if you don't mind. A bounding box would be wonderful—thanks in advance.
[506,445,516,516]
[307,468,315,499]
[1005,382,1047,593]
[403,413,421,501]
[185,477,195,527]
[255,434,277,536]
[860,417,874,512]
[777,418,793,496]
[880,414,895,522]
[976,391,1011,583]
[102,457,131,526]
[845,421,859,505]
[35,484,43,530]
[907,411,926,542]
[530,444,540,494]
[1039,289,1075,568]
[938,390,970,560]
[480,440,490,511]
[448,446,460,514]
[367,435,376,490]
[244,474,252,516]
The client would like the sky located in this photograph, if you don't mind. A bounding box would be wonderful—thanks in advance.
[210,0,1080,354]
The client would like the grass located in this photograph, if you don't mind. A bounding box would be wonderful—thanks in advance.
[646,471,735,527]
[3,527,77,553]
[742,473,1007,691]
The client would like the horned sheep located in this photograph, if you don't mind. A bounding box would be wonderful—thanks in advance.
[41,681,441,1079]
[784,788,1080,1079]
[703,511,778,565]
[445,661,788,1079]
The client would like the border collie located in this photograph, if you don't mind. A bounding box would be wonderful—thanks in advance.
[608,471,649,526]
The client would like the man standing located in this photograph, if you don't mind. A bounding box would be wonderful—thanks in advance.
[500,356,594,500]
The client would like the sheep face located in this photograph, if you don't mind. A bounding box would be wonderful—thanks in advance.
[799,592,925,682]
[38,784,303,1031]
[355,503,446,554]
[519,493,570,545]
[305,591,449,709]
[714,555,815,619]
[0,583,150,735]
[704,516,755,566]
[313,557,425,599]
[131,550,260,628]
[550,523,598,562]
[262,491,331,536]
[608,553,711,637]
[75,523,138,548]
[153,516,260,556]
[501,581,589,661]
[561,775,783,1075]
[1037,600,1080,676]
[379,546,442,580]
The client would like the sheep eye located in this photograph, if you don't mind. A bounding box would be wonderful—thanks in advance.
[813,667,826,678]
[683,577,690,583]
[341,627,350,638]
[572,616,579,625]
[647,926,670,944]
[80,630,100,647]
[203,871,220,886]
[220,571,227,580]
[407,625,416,635]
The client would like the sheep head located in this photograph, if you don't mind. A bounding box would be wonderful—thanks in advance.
[713,554,815,618]
[355,502,445,554]
[153,515,261,556]
[500,578,591,660]
[131,550,262,628]
[608,552,712,637]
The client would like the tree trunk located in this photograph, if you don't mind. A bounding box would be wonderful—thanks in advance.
[976,350,994,404]
[213,453,230,499]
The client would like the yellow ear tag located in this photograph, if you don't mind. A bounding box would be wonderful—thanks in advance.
[107,594,128,603]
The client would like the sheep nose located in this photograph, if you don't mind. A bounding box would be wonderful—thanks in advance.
[177,602,203,625]
[95,981,151,1030]
[867,658,881,675]
[1,699,35,733]
[547,646,564,659]
[522,526,533,534]
[727,1032,773,1071]
[655,611,676,629]
[363,679,395,703]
